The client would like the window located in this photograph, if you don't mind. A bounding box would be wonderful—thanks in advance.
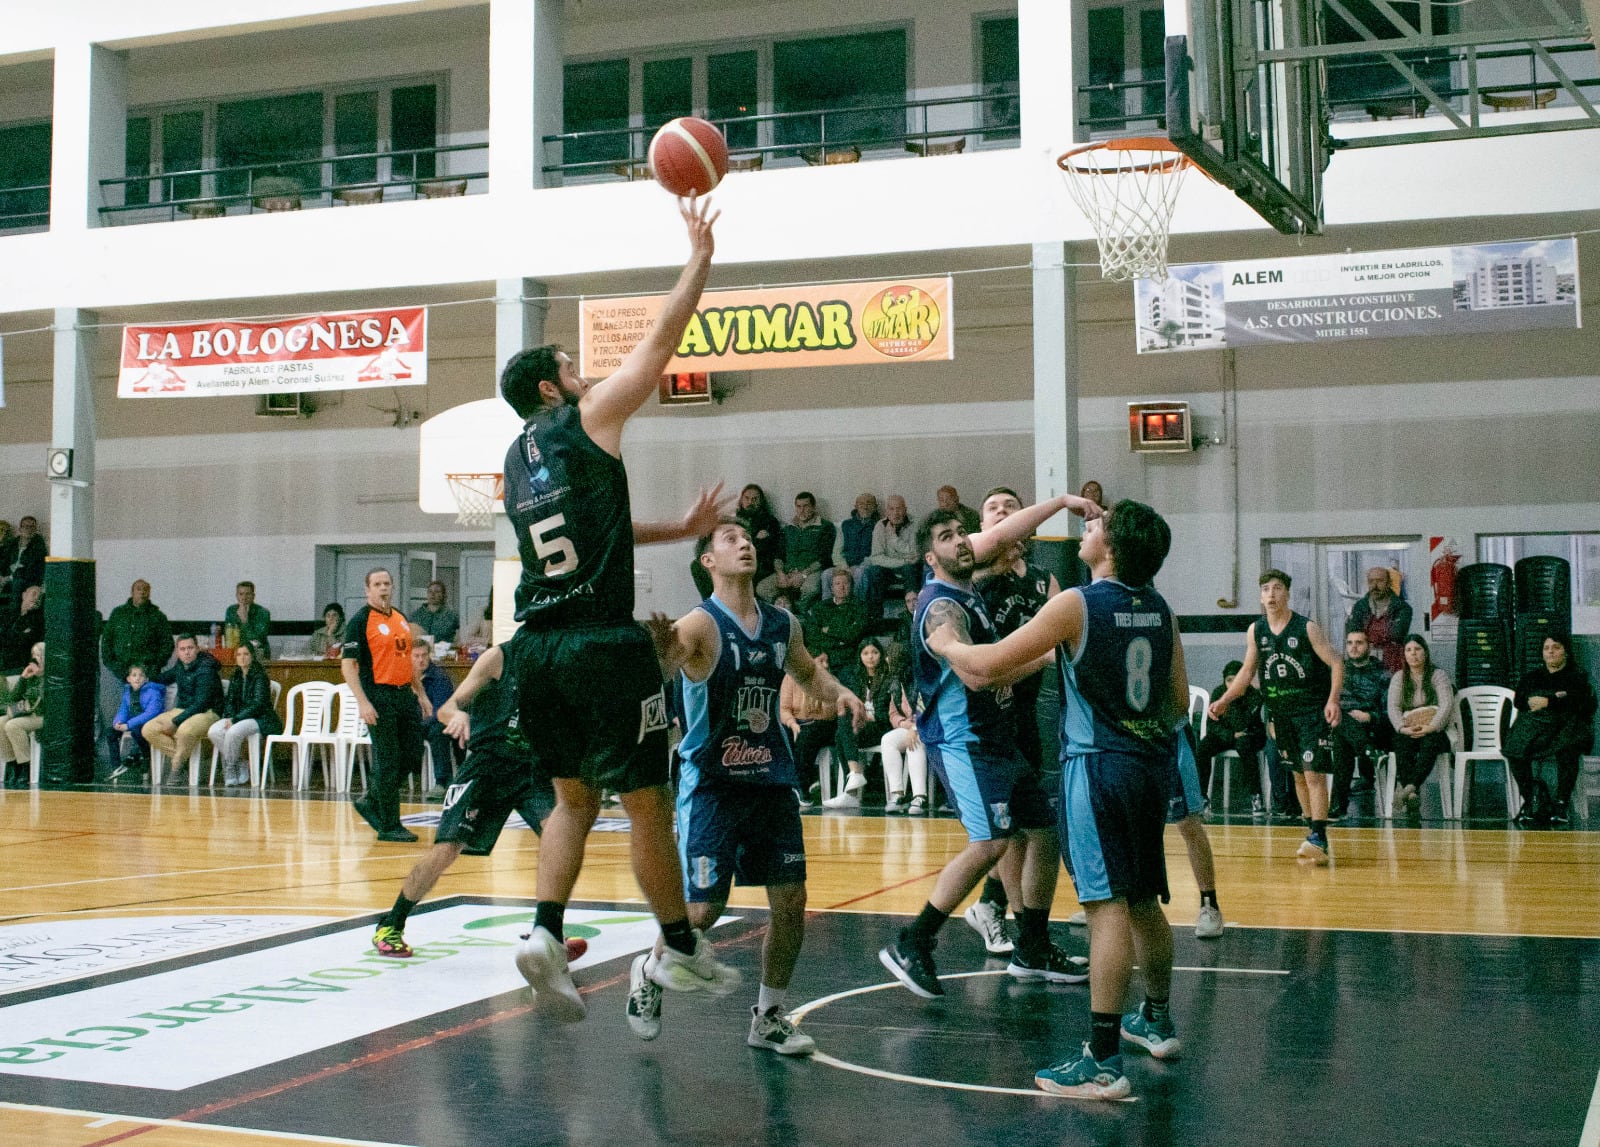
[1477,533,1600,631]
[1322,0,1454,113]
[643,57,693,130]
[334,90,380,185]
[1086,3,1166,131]
[564,59,632,167]
[707,51,758,150]
[391,84,438,180]
[772,29,907,150]
[216,91,324,197]
[979,16,1020,137]
[0,121,50,229]
[161,110,205,202]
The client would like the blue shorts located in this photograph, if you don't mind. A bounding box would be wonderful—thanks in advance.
[927,741,1055,843]
[1167,731,1205,823]
[677,782,806,903]
[1060,749,1170,906]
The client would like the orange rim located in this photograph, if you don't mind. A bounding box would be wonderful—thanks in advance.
[1057,137,1193,175]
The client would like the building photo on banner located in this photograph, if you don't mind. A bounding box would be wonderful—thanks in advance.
[2,1,1600,1144]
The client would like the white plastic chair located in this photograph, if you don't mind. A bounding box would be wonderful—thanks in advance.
[1575,756,1600,824]
[208,680,284,788]
[1188,686,1209,734]
[1452,686,1518,819]
[27,730,42,786]
[332,684,374,793]
[261,681,336,789]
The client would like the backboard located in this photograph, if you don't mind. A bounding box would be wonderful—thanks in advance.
[1165,0,1330,234]
[417,398,523,515]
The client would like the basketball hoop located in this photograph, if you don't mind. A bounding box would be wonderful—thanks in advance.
[1057,137,1194,282]
[445,473,503,528]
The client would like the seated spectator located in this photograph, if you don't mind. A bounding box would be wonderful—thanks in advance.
[0,515,47,616]
[806,568,868,667]
[1079,480,1107,510]
[1195,660,1268,816]
[463,603,494,650]
[772,591,797,617]
[833,493,880,589]
[879,655,929,814]
[103,580,175,682]
[415,581,460,645]
[1387,635,1454,817]
[1330,629,1391,818]
[826,637,893,808]
[780,650,837,806]
[109,662,165,779]
[145,634,225,784]
[863,495,918,617]
[1507,635,1597,826]
[207,640,282,786]
[758,492,834,603]
[0,641,43,781]
[309,603,347,659]
[899,588,921,655]
[413,634,457,798]
[223,580,272,658]
[935,485,981,535]
[1349,566,1413,674]
[2,585,43,672]
[736,484,783,586]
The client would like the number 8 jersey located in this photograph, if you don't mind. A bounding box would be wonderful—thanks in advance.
[1058,578,1177,759]
[504,403,635,628]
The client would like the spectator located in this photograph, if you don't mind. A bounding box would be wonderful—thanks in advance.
[1195,660,1268,817]
[880,654,929,813]
[223,580,272,658]
[103,580,175,681]
[780,650,837,806]
[463,603,494,650]
[2,585,43,671]
[1387,635,1454,817]
[341,568,426,841]
[1330,629,1391,818]
[0,515,47,614]
[833,493,880,588]
[413,634,457,799]
[806,568,868,667]
[206,640,282,786]
[759,491,835,603]
[826,637,894,808]
[935,485,980,535]
[1349,566,1413,674]
[108,662,165,780]
[309,603,347,659]
[0,641,43,781]
[736,484,783,586]
[1079,480,1107,510]
[1506,634,1597,826]
[415,581,460,645]
[864,495,918,617]
[899,588,921,655]
[144,633,225,784]
[771,591,797,616]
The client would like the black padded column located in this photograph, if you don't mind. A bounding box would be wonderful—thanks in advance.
[42,557,98,786]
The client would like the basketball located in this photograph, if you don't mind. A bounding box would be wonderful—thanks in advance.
[647,117,729,197]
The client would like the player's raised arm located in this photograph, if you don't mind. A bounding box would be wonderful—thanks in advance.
[633,482,733,545]
[783,615,866,730]
[1208,628,1259,719]
[967,493,1101,564]
[930,589,1079,691]
[581,196,719,450]
[437,644,504,747]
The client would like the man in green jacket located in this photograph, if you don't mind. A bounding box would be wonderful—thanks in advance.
[103,580,174,679]
[222,580,272,658]
[805,568,869,667]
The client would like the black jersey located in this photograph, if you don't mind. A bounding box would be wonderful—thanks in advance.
[504,403,633,628]
[467,649,528,759]
[979,563,1053,640]
[1255,611,1331,716]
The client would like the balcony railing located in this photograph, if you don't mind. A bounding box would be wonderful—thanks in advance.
[0,184,51,234]
[542,92,1020,182]
[96,141,488,225]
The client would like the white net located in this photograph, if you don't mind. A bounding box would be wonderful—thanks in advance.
[1058,139,1192,282]
[446,473,502,528]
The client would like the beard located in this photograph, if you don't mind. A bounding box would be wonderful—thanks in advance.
[934,546,975,579]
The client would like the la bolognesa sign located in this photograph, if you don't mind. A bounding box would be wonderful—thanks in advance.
[118,307,428,398]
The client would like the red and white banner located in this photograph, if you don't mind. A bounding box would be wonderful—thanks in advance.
[118,307,428,398]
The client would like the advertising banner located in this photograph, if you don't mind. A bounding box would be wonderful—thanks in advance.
[118,307,428,397]
[580,277,953,376]
[1134,238,1580,354]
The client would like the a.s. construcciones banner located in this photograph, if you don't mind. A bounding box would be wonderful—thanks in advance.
[580,277,953,376]
[118,307,428,397]
[1134,238,1579,354]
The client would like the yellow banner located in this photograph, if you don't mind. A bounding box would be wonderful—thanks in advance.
[580,276,954,377]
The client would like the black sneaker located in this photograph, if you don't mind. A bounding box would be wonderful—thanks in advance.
[879,936,944,998]
[377,827,420,843]
[1550,800,1570,825]
[352,796,385,834]
[1007,941,1089,984]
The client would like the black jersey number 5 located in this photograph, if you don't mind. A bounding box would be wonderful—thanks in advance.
[529,513,579,577]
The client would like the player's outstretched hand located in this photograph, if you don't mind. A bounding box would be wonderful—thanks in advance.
[837,690,868,733]
[440,703,470,749]
[1061,493,1103,521]
[682,481,732,539]
[1207,697,1231,721]
[679,194,720,261]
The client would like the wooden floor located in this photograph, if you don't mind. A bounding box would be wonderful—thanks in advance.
[2,787,1599,1146]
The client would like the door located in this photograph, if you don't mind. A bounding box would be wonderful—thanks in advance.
[1263,537,1427,639]
[403,551,438,618]
[458,548,497,641]
[335,551,403,622]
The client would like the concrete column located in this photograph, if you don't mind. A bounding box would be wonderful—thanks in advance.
[489,0,563,191]
[1031,244,1079,537]
[492,278,547,558]
[50,43,127,232]
[51,308,97,559]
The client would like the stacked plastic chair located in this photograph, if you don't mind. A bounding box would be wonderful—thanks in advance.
[1454,563,1514,688]
[1514,556,1572,679]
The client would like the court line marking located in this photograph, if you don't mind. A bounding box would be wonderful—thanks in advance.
[1580,1062,1600,1147]
[0,1102,413,1146]
[0,853,422,895]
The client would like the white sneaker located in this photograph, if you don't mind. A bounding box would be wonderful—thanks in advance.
[1067,910,1088,926]
[650,929,743,996]
[906,795,928,815]
[844,771,867,795]
[883,792,906,813]
[963,899,1014,956]
[822,792,860,809]
[626,954,662,1040]
[747,1006,816,1056]
[1194,903,1224,939]
[515,926,587,1022]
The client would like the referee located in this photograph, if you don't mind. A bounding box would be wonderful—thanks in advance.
[342,568,428,842]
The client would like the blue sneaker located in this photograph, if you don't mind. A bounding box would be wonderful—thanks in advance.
[1296,832,1330,865]
[1121,1006,1182,1059]
[1034,1043,1130,1100]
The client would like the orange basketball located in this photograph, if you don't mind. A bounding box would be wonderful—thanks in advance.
[648,117,729,197]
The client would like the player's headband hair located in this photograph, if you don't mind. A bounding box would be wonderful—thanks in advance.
[499,345,565,417]
[1224,659,1244,678]
[982,486,1021,505]
[1259,568,1292,590]
[917,508,966,557]
[695,518,749,560]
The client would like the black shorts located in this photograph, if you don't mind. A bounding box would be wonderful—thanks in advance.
[927,741,1055,843]
[1061,749,1170,906]
[678,783,806,903]
[510,621,671,793]
[435,750,556,853]
[1270,709,1334,774]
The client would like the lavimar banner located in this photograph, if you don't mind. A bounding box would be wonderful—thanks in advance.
[580,277,953,376]
[1133,238,1580,354]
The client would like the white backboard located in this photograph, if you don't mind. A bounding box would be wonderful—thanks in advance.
[417,397,524,514]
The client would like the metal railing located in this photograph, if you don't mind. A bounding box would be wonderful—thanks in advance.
[0,184,51,234]
[96,141,488,225]
[541,92,1020,180]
